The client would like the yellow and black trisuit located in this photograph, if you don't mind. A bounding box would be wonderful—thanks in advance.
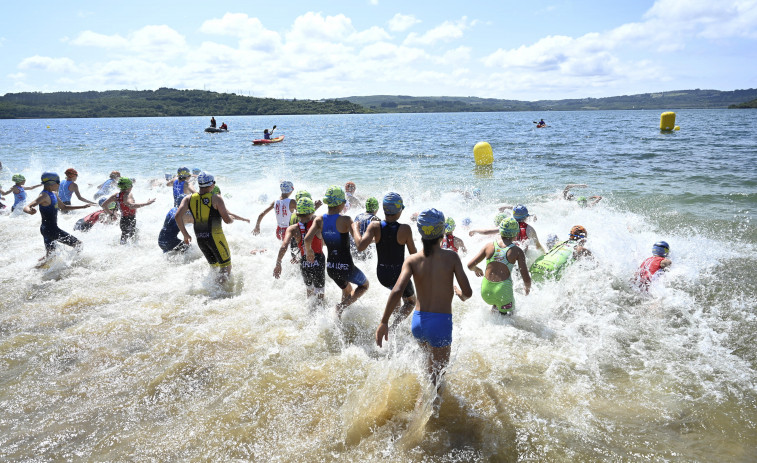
[189,192,231,268]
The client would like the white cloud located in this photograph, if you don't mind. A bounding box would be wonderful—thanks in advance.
[70,25,188,59]
[286,12,356,43]
[18,56,78,73]
[388,13,420,32]
[404,17,468,46]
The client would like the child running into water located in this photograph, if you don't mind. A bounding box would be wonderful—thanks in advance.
[253,181,295,240]
[304,185,369,317]
[274,197,326,304]
[58,168,95,209]
[94,171,121,199]
[23,172,93,264]
[376,208,472,390]
[467,218,531,315]
[167,166,196,207]
[357,192,417,327]
[440,217,467,254]
[635,241,672,290]
[101,177,156,244]
[2,174,41,212]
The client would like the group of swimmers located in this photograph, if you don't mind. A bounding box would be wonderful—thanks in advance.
[7,169,673,395]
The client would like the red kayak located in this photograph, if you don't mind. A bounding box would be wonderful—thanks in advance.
[253,136,285,145]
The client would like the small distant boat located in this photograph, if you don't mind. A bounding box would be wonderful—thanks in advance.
[253,135,285,145]
[204,127,228,133]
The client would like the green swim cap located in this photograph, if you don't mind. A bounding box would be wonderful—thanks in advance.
[493,212,509,226]
[295,190,312,202]
[117,177,133,190]
[297,197,315,215]
[211,185,221,195]
[445,217,456,234]
[499,218,519,237]
[12,174,25,184]
[323,185,345,207]
[365,197,379,213]
[576,196,588,207]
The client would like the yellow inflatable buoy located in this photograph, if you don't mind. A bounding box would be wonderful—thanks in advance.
[473,142,493,166]
[660,112,677,131]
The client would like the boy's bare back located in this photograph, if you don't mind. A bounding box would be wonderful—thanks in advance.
[407,248,467,314]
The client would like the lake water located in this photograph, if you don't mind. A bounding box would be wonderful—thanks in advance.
[1,110,756,461]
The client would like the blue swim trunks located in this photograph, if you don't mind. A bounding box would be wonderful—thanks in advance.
[411,311,453,348]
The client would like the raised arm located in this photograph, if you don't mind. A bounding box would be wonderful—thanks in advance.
[72,183,95,204]
[253,201,275,234]
[563,184,587,199]
[468,228,498,237]
[355,221,379,252]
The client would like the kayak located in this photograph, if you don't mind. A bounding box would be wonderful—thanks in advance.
[205,127,228,133]
[253,136,285,145]
[529,240,576,282]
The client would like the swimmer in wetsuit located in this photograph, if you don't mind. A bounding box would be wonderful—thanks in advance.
[58,168,95,210]
[356,192,417,327]
[375,208,472,390]
[166,166,197,207]
[158,207,194,253]
[467,218,531,315]
[304,185,369,317]
[23,172,93,263]
[635,241,672,290]
[176,172,249,282]
[274,197,326,304]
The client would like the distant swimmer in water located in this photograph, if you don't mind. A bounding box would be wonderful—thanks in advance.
[253,180,295,241]
[100,177,156,245]
[2,174,41,212]
[343,181,363,213]
[274,197,326,304]
[23,172,93,264]
[635,241,672,290]
[74,197,119,232]
[166,167,197,207]
[467,218,531,315]
[263,125,277,140]
[440,217,467,254]
[356,192,417,328]
[94,171,121,200]
[375,208,472,392]
[58,168,96,210]
[304,185,369,317]
[176,172,249,283]
[563,184,602,207]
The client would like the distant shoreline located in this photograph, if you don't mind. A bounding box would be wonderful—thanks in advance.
[1,87,756,119]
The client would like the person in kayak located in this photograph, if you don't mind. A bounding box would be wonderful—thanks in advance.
[220,122,228,130]
[375,208,472,391]
[356,192,417,328]
[253,180,296,241]
[2,174,41,212]
[23,172,93,263]
[304,185,369,317]
[274,197,326,304]
[467,218,531,315]
[100,177,156,245]
[635,241,672,289]
[263,125,277,140]
[536,119,546,128]
[58,168,96,210]
[210,117,216,128]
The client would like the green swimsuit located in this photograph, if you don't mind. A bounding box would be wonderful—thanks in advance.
[481,241,516,314]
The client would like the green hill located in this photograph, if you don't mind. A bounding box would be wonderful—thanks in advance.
[341,88,757,112]
[0,88,369,119]
[729,98,757,108]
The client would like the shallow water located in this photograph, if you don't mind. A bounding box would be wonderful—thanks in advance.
[1,110,756,461]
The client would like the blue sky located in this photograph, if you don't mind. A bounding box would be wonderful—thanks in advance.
[1,0,755,100]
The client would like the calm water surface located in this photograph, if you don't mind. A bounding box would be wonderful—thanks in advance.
[0,110,755,461]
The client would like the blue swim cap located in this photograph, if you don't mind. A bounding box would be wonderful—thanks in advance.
[177,166,191,178]
[417,208,446,240]
[383,192,405,215]
[280,181,294,194]
[41,172,60,184]
[197,172,215,187]
[472,188,482,197]
[462,217,472,227]
[652,241,670,257]
[512,204,530,221]
[192,168,201,175]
